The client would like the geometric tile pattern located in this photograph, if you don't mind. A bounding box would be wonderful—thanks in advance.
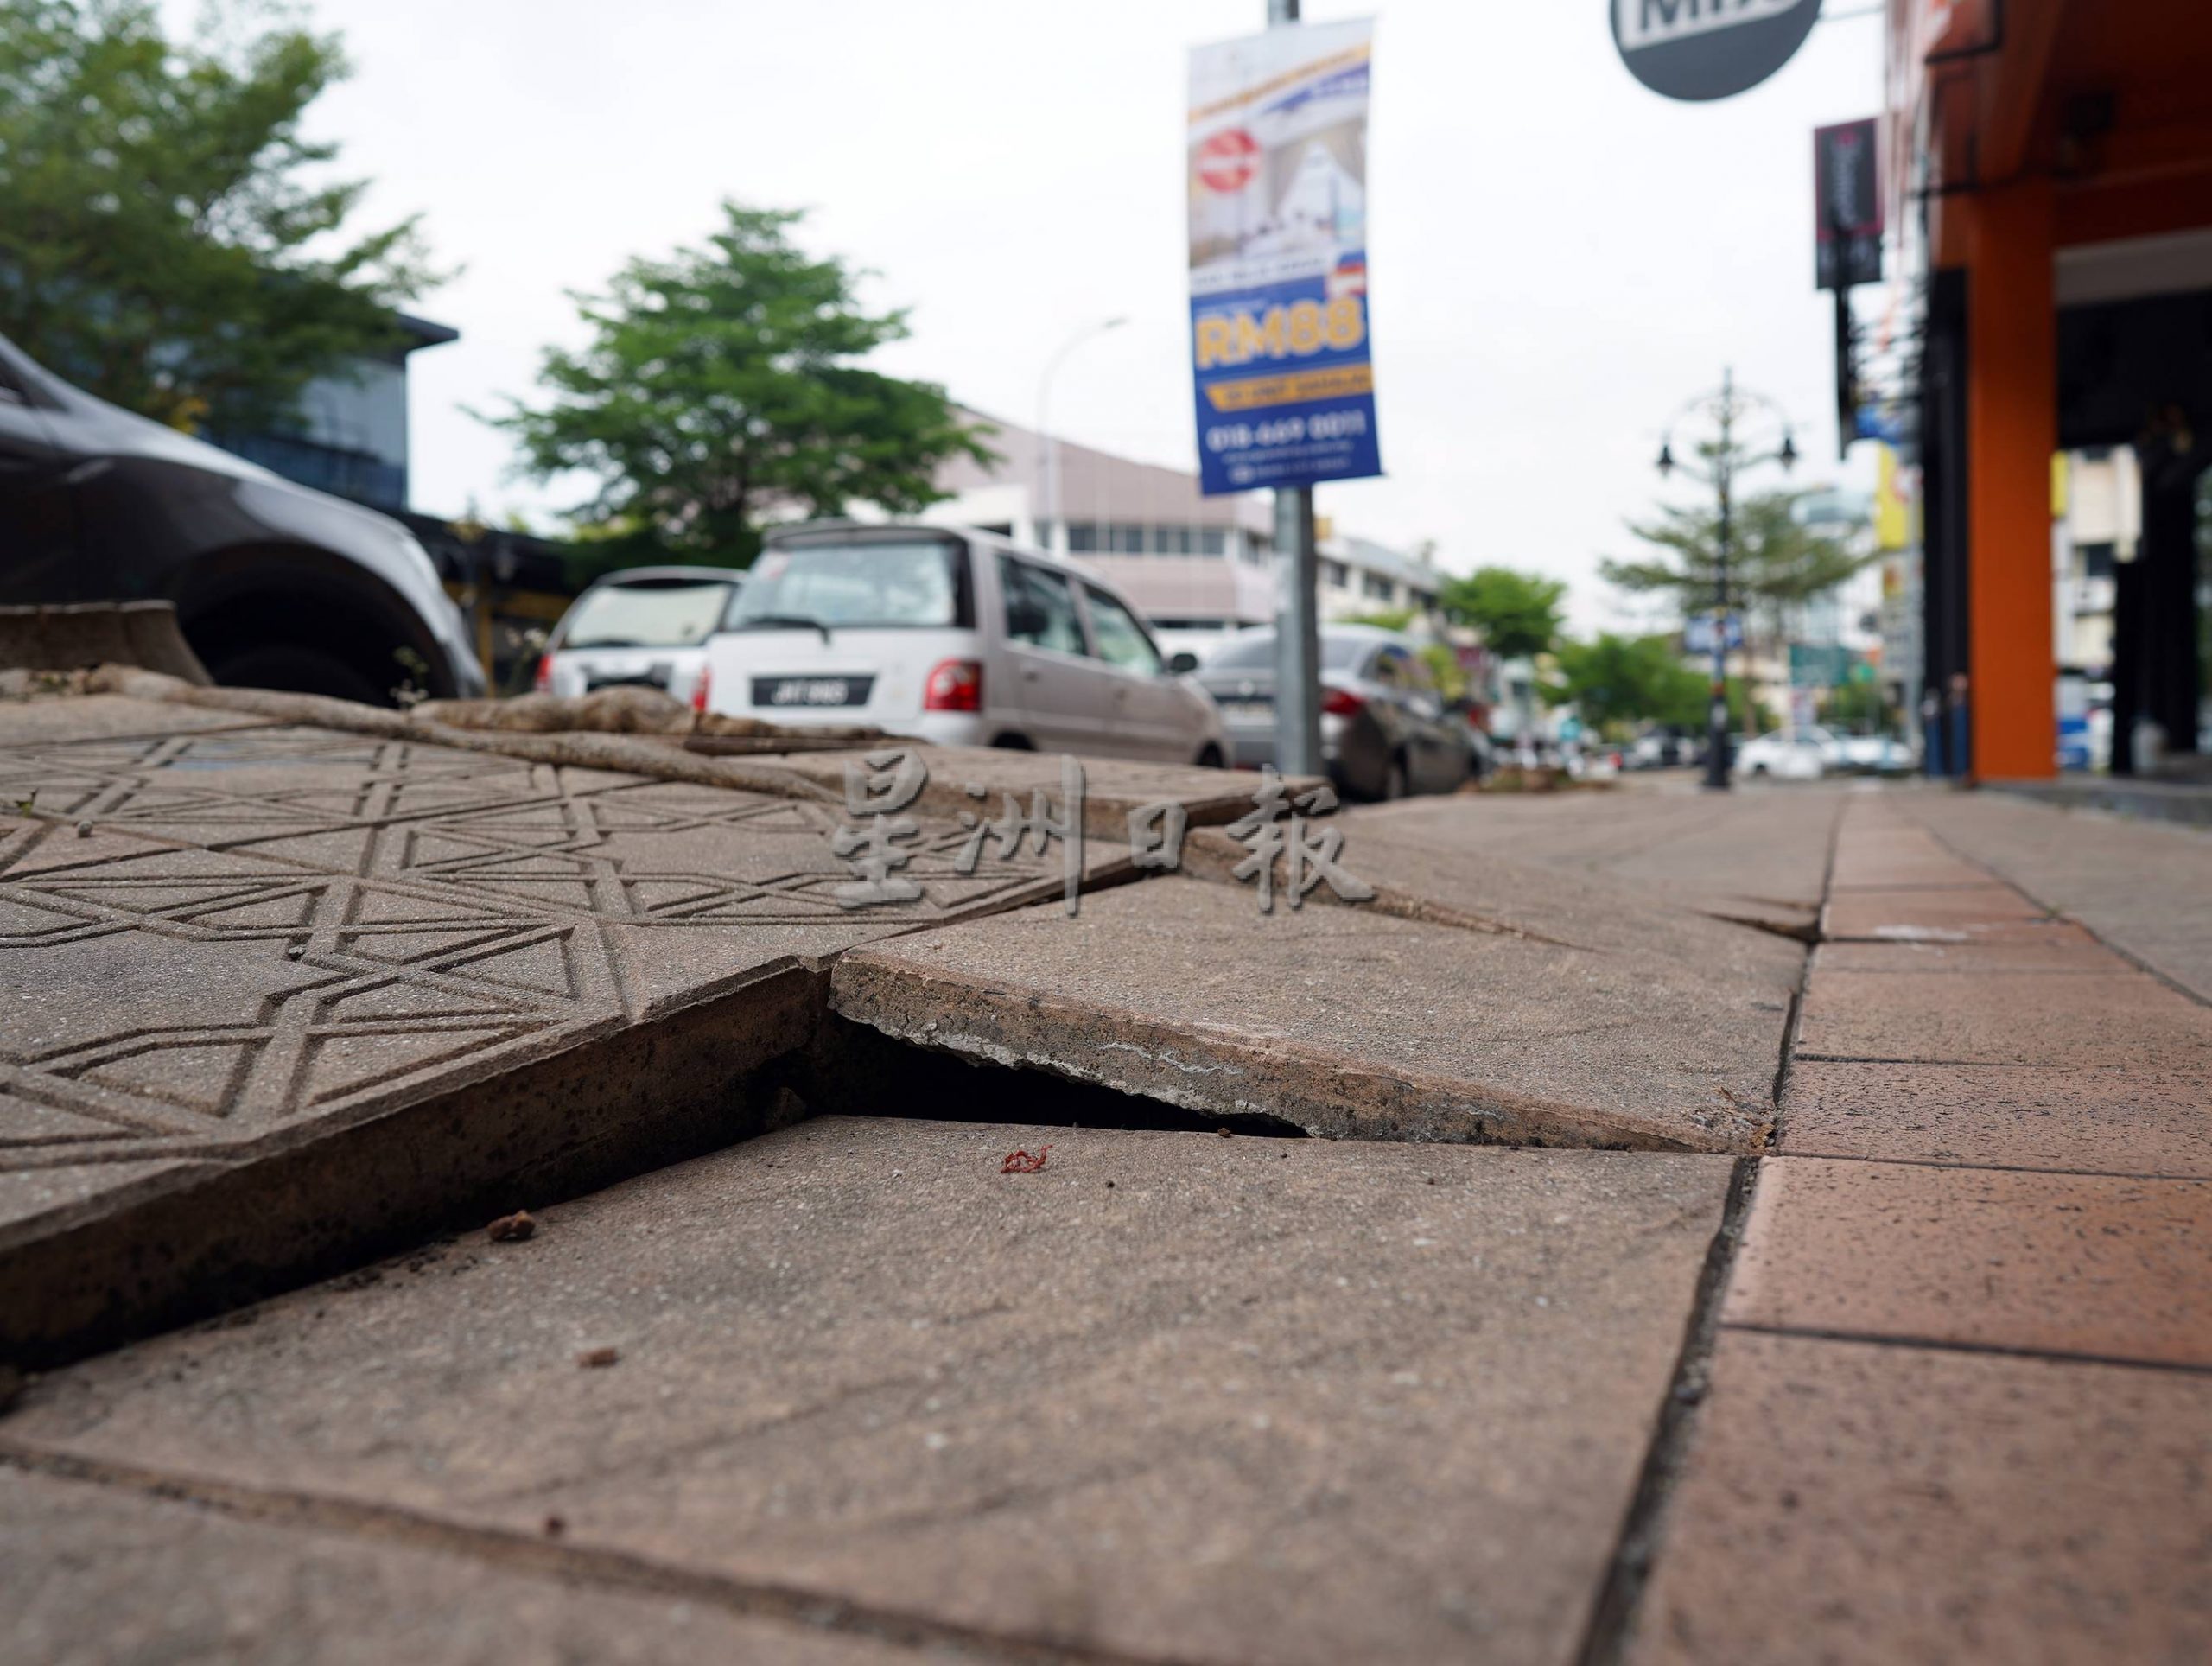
[0,727,1079,1177]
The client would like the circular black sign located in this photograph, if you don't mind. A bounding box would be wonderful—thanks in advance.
[1611,0,1823,103]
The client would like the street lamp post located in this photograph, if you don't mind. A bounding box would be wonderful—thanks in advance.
[1035,317,1127,554]
[1654,368,1798,792]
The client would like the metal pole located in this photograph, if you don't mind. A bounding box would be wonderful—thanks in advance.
[1036,318,1125,555]
[1704,368,1735,791]
[1268,0,1322,779]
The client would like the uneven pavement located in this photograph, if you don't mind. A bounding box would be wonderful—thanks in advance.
[2,682,2208,1664]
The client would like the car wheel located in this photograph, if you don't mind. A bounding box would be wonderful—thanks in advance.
[989,733,1035,750]
[1383,754,1410,800]
[206,645,385,706]
[1194,742,1224,769]
[1750,763,1769,779]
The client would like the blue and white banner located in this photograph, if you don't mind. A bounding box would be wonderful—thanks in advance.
[1187,18,1382,497]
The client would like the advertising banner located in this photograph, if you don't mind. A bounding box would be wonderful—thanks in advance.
[1187,19,1381,497]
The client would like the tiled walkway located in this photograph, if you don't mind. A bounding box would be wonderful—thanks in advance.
[1625,791,2212,1664]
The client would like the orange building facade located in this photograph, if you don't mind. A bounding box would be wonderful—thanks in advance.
[1889,0,2212,778]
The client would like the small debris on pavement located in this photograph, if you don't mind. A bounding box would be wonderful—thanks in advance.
[1217,1127,1233,1138]
[577,1345,620,1368]
[1001,1146,1051,1174]
[486,1209,536,1243]
[543,1515,566,1538]
[73,820,92,838]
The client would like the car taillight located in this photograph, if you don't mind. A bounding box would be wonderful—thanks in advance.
[690,664,711,714]
[1321,686,1365,717]
[532,653,553,694]
[923,658,982,713]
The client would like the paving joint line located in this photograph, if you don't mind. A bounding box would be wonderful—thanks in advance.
[1574,789,1842,1663]
[1715,1320,2212,1378]
[1760,1149,2212,1183]
[0,1442,1193,1666]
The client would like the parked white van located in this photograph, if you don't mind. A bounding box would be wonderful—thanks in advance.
[699,523,1228,765]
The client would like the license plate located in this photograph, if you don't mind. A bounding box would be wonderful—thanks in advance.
[753,676,872,709]
[1221,699,1273,724]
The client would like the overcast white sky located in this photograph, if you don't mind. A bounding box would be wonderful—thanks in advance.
[175,0,1888,630]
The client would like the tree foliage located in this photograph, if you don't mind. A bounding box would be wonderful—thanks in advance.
[0,0,438,432]
[1600,485,1874,640]
[486,203,994,566]
[1437,567,1566,661]
[1548,633,1708,734]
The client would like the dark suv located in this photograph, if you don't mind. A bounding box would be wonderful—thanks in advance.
[0,332,483,703]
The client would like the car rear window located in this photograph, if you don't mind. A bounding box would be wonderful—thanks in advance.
[728,539,971,629]
[1211,633,1378,671]
[561,581,736,650]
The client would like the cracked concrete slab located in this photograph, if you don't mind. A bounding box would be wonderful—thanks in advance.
[831,874,1790,1151]
[1351,785,1840,938]
[0,1116,1734,1666]
[760,743,1309,837]
[0,715,1121,1363]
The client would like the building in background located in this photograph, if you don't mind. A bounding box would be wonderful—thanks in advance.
[2051,446,2140,675]
[210,312,582,693]
[1317,533,1444,621]
[1887,0,2212,779]
[925,413,1442,658]
[216,314,457,514]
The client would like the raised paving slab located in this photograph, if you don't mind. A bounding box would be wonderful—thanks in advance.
[761,742,1306,837]
[1726,1156,2212,1368]
[0,1464,919,1666]
[832,873,1791,1151]
[0,1116,1737,1666]
[1357,783,1841,938]
[1625,1331,2212,1665]
[1782,1060,2212,1176]
[0,706,1120,1362]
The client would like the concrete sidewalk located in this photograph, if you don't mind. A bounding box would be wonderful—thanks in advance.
[2,683,2206,1664]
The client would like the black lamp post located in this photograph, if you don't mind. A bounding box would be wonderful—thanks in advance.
[1653,369,1798,791]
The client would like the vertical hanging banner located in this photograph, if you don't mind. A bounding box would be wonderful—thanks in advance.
[1188,18,1382,497]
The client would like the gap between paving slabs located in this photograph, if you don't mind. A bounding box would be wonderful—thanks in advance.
[5,684,1805,1340]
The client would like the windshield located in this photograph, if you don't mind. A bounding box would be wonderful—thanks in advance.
[1208,632,1377,671]
[561,580,737,650]
[727,539,969,630]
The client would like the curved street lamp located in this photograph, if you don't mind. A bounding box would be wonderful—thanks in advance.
[1652,368,1798,791]
[1035,317,1128,553]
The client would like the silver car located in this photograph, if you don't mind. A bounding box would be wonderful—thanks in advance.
[1192,625,1474,799]
[536,567,746,706]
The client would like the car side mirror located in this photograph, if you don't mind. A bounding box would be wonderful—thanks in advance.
[1166,651,1199,675]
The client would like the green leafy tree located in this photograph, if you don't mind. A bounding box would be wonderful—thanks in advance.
[486,203,994,566]
[1822,676,1891,733]
[1437,567,1567,661]
[1548,634,1708,735]
[1599,486,1874,643]
[0,0,438,432]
